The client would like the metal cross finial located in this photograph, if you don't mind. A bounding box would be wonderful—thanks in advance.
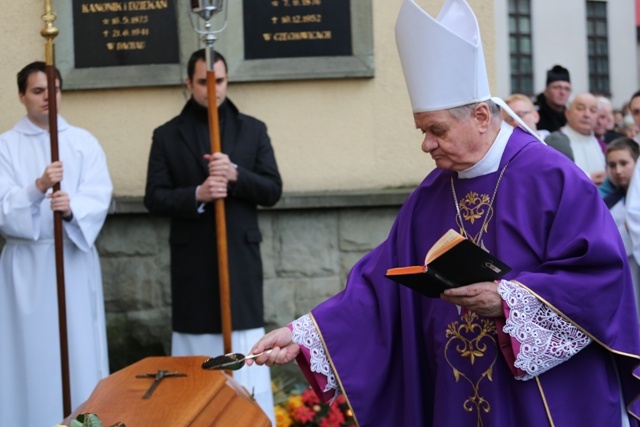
[136,369,188,399]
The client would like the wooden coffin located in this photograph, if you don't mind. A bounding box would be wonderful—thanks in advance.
[63,356,271,426]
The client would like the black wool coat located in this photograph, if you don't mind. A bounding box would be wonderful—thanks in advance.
[144,98,282,333]
[536,92,567,134]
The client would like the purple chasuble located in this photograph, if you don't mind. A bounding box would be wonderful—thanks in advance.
[311,128,640,426]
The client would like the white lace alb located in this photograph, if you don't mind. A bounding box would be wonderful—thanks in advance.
[291,314,339,394]
[498,280,592,380]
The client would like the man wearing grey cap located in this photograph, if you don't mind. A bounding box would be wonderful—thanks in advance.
[248,1,640,426]
[536,64,572,133]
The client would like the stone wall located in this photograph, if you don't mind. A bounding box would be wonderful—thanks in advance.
[97,190,410,373]
[0,190,411,379]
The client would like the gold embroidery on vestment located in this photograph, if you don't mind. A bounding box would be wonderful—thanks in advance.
[454,191,494,248]
[452,162,509,250]
[445,311,498,427]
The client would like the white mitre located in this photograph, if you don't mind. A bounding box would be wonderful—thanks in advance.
[395,0,545,143]
[395,0,491,112]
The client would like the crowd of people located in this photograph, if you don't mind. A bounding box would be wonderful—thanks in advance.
[4,0,640,425]
[503,64,640,312]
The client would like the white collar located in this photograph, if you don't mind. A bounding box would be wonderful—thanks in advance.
[14,115,69,136]
[457,121,513,179]
[562,125,596,142]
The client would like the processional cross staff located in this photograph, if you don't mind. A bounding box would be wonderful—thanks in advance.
[189,1,233,357]
[41,0,72,417]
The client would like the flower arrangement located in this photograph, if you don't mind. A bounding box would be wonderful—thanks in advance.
[274,387,355,427]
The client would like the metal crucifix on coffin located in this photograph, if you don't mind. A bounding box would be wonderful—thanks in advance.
[135,369,188,399]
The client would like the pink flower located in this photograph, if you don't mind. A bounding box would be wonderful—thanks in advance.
[314,403,345,427]
[301,388,320,406]
[319,416,342,427]
[292,405,316,424]
[328,404,345,423]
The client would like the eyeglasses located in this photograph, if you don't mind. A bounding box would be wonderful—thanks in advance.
[549,84,571,92]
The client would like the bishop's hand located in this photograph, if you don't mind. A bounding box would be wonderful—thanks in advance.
[245,326,300,367]
[441,280,503,318]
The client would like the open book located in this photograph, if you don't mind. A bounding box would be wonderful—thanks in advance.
[385,229,511,298]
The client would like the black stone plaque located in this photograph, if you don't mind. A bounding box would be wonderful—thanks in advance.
[73,1,180,68]
[243,0,352,60]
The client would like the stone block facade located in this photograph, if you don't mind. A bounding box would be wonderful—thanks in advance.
[0,189,411,379]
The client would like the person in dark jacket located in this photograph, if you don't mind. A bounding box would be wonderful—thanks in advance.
[536,65,571,133]
[144,49,281,423]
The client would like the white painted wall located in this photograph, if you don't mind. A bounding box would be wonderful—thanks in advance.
[0,0,496,196]
[609,0,639,104]
[493,0,637,109]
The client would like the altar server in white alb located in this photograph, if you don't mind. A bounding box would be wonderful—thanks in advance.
[0,61,113,426]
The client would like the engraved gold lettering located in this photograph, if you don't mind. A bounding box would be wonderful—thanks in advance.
[82,2,124,13]
[126,1,168,11]
[304,14,321,23]
[278,14,322,24]
[116,41,146,50]
[130,28,149,36]
[105,27,149,38]
[271,30,331,41]
[132,16,149,24]
[272,0,321,6]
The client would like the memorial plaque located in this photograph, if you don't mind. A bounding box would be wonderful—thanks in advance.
[243,0,352,60]
[55,0,371,88]
[72,1,180,68]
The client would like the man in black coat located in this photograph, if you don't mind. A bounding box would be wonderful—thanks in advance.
[535,65,572,133]
[144,49,281,422]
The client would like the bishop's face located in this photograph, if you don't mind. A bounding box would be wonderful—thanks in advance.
[414,104,492,171]
[19,71,61,130]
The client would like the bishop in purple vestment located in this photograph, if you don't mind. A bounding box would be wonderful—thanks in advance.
[248,1,640,426]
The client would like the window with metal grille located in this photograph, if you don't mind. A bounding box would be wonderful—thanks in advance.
[587,1,610,95]
[508,0,534,95]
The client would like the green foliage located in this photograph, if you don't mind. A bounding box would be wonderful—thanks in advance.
[71,414,101,427]
[68,413,125,427]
